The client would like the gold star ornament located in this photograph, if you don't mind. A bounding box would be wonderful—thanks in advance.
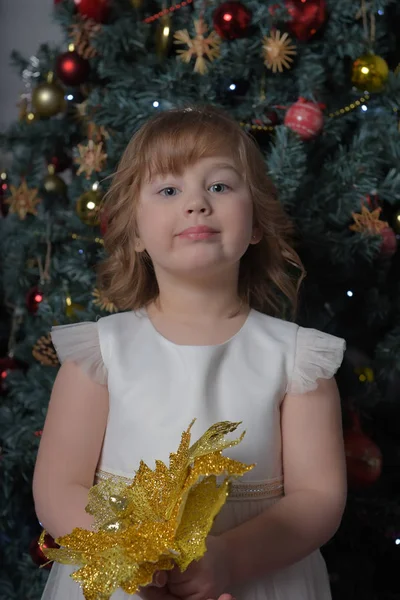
[40,420,254,600]
[5,180,41,220]
[174,19,221,75]
[350,205,388,234]
[262,30,296,73]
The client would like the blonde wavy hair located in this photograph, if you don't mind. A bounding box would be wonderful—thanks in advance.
[97,105,305,318]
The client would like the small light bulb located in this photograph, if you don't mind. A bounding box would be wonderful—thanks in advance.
[361,105,368,112]
[347,290,354,298]
[92,182,99,191]
[66,94,74,101]
[229,83,236,91]
[361,67,370,75]
[153,101,160,108]
[396,538,400,545]
[86,201,96,210]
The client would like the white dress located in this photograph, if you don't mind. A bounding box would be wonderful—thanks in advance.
[41,308,346,600]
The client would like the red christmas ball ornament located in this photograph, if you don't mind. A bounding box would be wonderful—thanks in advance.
[285,0,327,42]
[344,411,382,489]
[29,533,59,569]
[0,356,20,395]
[213,1,252,40]
[56,50,90,87]
[264,110,279,125]
[26,286,44,314]
[48,151,73,173]
[74,0,110,23]
[284,98,324,140]
[380,226,397,258]
[0,172,9,217]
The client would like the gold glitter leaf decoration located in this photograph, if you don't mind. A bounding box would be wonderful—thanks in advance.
[41,421,254,600]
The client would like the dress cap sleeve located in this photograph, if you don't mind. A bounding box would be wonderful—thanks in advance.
[288,327,346,395]
[51,322,107,386]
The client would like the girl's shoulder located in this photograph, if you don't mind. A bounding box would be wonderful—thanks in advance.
[50,311,137,386]
[250,310,346,395]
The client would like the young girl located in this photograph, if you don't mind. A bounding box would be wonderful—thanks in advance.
[33,105,347,600]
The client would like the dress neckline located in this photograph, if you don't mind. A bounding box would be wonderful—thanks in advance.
[137,307,254,349]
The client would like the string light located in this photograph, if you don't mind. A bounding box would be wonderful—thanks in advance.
[71,233,104,245]
[239,121,275,133]
[144,0,193,24]
[328,93,371,118]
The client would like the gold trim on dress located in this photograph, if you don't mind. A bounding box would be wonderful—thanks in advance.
[94,469,284,501]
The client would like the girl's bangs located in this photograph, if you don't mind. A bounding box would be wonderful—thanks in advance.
[139,118,244,182]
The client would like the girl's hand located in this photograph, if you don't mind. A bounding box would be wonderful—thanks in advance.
[139,572,233,600]
[167,536,233,600]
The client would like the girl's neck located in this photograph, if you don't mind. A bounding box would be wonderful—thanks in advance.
[145,295,250,347]
[149,272,245,323]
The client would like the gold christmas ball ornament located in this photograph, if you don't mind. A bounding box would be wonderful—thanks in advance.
[351,53,389,93]
[76,188,103,226]
[32,73,66,118]
[43,165,67,196]
[392,208,400,234]
[65,300,85,319]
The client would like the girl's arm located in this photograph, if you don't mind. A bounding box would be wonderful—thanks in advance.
[33,360,109,539]
[221,376,347,585]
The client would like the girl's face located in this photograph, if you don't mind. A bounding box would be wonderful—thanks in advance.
[136,155,260,281]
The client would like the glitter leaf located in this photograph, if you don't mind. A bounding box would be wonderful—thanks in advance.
[40,420,254,599]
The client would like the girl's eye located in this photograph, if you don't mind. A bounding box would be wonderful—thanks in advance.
[209,183,229,193]
[160,187,178,197]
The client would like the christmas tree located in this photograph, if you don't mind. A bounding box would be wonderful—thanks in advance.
[1,0,400,598]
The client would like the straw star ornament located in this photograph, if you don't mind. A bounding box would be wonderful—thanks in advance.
[75,140,107,179]
[92,288,118,313]
[350,205,388,234]
[5,180,41,220]
[174,19,221,75]
[262,30,296,73]
[69,18,102,59]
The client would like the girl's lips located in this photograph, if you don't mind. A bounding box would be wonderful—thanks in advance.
[178,226,219,240]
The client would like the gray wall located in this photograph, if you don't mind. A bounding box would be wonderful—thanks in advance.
[0,0,62,164]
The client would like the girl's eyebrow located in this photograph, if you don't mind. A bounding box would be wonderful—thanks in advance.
[209,163,241,174]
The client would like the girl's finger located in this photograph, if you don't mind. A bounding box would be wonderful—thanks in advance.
[149,571,168,587]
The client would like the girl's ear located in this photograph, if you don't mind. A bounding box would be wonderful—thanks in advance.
[250,227,262,245]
